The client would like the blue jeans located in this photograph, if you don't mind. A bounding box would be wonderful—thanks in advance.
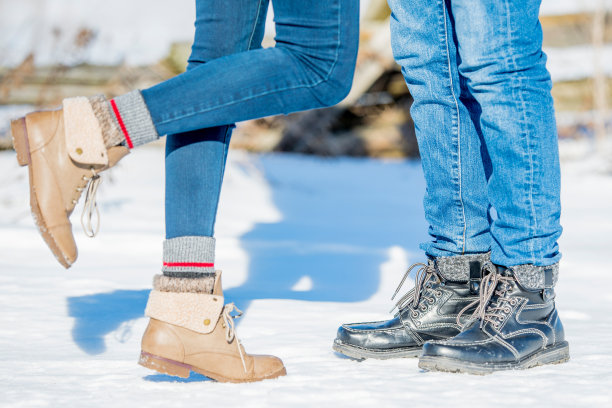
[388,0,562,267]
[150,0,359,238]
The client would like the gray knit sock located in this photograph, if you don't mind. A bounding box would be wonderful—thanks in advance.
[509,263,559,290]
[162,236,216,278]
[87,95,125,148]
[434,252,491,282]
[110,90,159,148]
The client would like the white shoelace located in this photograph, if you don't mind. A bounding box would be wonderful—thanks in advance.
[222,303,248,373]
[80,169,101,238]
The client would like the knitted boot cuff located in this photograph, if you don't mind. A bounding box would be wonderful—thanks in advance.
[434,252,491,282]
[153,274,215,294]
[509,263,559,290]
[88,94,125,148]
[110,90,159,148]
[162,236,216,276]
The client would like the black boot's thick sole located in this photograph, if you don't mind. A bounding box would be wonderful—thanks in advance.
[332,339,422,360]
[418,341,570,375]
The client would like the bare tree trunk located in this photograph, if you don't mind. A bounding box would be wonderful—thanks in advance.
[593,0,608,147]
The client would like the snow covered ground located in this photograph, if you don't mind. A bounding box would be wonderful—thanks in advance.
[0,146,611,407]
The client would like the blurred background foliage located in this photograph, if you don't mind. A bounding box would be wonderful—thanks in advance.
[0,0,610,156]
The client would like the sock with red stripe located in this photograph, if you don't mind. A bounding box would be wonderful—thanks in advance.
[70,92,159,150]
[109,90,159,148]
[161,236,216,294]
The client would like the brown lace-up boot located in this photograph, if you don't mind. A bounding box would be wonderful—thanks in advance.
[10,96,129,268]
[139,271,287,383]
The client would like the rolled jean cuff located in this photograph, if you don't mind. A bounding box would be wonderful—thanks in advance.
[111,90,159,148]
[434,252,491,282]
[509,263,559,290]
[162,236,216,277]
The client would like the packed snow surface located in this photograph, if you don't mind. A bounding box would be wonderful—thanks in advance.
[0,147,611,407]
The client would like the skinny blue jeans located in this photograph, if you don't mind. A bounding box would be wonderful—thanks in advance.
[389,0,562,267]
[142,0,359,239]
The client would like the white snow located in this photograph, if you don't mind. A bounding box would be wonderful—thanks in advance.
[0,145,611,407]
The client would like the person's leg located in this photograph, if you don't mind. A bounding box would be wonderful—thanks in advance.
[14,0,359,270]
[111,0,359,145]
[163,0,270,280]
[419,0,568,374]
[333,0,493,360]
[388,0,491,258]
[138,0,290,383]
[451,0,562,269]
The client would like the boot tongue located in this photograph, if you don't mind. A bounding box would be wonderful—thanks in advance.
[212,271,223,296]
[485,266,517,307]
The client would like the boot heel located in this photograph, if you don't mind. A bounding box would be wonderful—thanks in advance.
[11,117,30,166]
[138,351,191,378]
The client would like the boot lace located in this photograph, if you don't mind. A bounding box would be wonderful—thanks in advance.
[222,303,248,373]
[78,168,102,238]
[456,267,517,329]
[389,262,441,316]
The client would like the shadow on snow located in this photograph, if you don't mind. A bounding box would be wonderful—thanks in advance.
[68,154,427,356]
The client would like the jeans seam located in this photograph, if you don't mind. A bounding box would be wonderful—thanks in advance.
[209,126,232,234]
[503,0,537,263]
[157,0,343,126]
[441,0,467,254]
[247,0,265,50]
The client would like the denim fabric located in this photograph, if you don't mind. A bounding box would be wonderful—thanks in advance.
[389,0,562,267]
[162,0,359,238]
[143,0,359,135]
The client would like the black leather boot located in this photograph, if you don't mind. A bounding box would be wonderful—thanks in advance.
[419,265,569,374]
[333,254,490,360]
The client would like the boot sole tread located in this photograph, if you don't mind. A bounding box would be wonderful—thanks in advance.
[418,341,570,375]
[138,351,287,383]
[332,339,422,360]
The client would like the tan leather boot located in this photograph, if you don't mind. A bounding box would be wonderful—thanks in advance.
[10,98,129,268]
[139,271,287,383]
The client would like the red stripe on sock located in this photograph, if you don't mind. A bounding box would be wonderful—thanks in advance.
[163,262,215,268]
[110,99,134,149]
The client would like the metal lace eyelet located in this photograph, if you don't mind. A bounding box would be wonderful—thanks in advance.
[504,307,511,313]
[419,305,427,312]
[411,311,418,318]
[427,297,435,304]
[436,290,442,296]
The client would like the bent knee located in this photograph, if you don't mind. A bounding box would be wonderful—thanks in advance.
[316,62,356,107]
[310,36,358,107]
